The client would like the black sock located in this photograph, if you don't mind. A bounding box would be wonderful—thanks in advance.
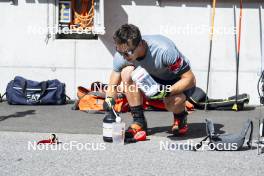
[173,110,188,120]
[130,105,145,122]
[130,105,144,118]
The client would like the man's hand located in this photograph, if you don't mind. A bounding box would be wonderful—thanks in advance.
[104,70,121,111]
[149,89,170,100]
[103,97,116,111]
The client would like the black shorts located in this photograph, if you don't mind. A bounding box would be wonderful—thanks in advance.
[151,75,195,99]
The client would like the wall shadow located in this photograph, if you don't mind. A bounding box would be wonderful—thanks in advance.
[98,0,129,55]
[20,0,264,55]
[99,0,264,55]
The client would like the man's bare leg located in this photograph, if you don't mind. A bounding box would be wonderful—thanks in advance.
[120,66,147,133]
[164,94,188,135]
[120,66,142,106]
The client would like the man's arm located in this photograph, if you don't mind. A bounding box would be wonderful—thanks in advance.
[106,70,122,98]
[169,70,196,95]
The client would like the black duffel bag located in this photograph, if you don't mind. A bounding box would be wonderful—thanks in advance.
[6,76,66,105]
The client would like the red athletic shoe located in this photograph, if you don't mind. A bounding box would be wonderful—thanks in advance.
[172,113,188,135]
[125,118,148,138]
[125,125,147,143]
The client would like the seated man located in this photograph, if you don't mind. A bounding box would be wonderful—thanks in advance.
[105,24,196,136]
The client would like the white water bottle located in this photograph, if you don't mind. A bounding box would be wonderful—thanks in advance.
[112,116,125,144]
[131,66,160,97]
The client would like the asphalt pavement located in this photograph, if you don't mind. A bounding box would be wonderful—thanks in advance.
[0,102,264,176]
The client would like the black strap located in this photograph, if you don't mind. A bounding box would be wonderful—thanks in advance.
[261,119,264,137]
[39,81,48,99]
[20,79,27,97]
[88,91,106,98]
[66,95,71,100]
[0,92,6,102]
[193,135,210,151]
[239,120,254,148]
[246,120,254,148]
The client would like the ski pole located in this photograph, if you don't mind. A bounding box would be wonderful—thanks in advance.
[232,0,243,111]
[258,5,263,155]
[205,0,217,111]
[233,5,238,66]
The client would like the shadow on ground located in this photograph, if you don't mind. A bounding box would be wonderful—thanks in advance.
[0,110,36,121]
[241,106,256,111]
[148,123,225,141]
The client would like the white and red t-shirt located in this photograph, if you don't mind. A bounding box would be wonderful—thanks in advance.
[113,35,191,81]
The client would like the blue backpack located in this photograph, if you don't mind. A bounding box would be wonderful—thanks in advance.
[6,76,67,105]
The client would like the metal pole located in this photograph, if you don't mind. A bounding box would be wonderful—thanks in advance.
[204,0,217,111]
